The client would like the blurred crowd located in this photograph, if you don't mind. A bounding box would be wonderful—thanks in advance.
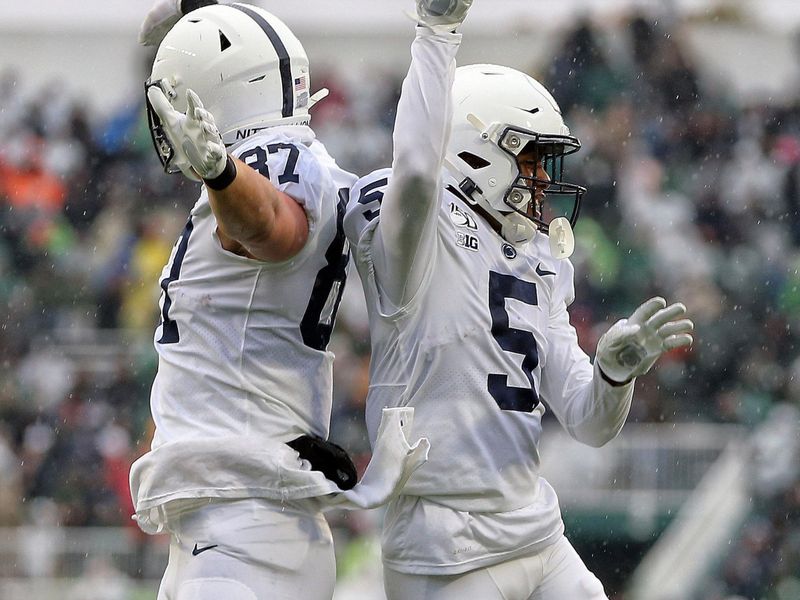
[0,10,798,599]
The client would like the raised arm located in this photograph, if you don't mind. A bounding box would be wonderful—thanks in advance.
[147,86,309,262]
[370,1,472,308]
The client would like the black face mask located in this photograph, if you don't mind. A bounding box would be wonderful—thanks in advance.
[499,128,587,234]
[144,79,181,175]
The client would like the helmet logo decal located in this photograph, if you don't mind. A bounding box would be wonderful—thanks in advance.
[294,76,309,109]
[231,3,294,118]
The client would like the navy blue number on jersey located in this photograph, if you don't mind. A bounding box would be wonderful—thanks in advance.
[157,217,194,344]
[158,145,345,352]
[357,177,388,221]
[487,271,540,412]
[239,143,300,184]
[300,188,350,351]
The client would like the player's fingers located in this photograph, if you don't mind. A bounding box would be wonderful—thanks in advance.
[646,302,687,330]
[195,107,210,123]
[663,333,693,351]
[186,89,204,117]
[629,297,667,325]
[657,319,694,339]
[147,86,179,129]
[198,111,219,136]
[181,141,211,178]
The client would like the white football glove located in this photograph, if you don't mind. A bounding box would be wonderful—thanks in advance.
[596,297,694,384]
[146,86,228,182]
[139,0,182,46]
[415,0,474,31]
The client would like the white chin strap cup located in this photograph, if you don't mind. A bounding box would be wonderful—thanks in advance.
[549,217,575,259]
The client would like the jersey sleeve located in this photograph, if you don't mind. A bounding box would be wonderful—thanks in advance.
[539,259,635,447]
[232,137,332,243]
[344,170,405,318]
[344,169,393,248]
[369,27,461,310]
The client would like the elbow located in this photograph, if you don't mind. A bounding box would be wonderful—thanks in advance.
[569,424,622,448]
[395,173,439,211]
[393,136,443,187]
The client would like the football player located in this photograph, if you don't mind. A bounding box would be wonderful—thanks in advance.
[343,1,694,599]
[129,4,428,599]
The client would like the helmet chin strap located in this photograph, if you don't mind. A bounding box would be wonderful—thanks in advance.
[469,194,535,247]
[444,156,573,257]
[444,156,537,247]
[501,218,536,246]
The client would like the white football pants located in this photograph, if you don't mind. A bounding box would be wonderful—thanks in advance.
[156,497,335,600]
[383,535,607,600]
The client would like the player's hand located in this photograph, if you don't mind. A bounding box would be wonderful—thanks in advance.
[596,297,694,385]
[415,0,474,31]
[139,0,220,46]
[147,86,228,181]
[139,0,182,46]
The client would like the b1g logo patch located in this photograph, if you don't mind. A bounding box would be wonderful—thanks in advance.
[456,232,479,252]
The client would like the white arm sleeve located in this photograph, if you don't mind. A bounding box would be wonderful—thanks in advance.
[370,27,461,309]
[540,267,635,447]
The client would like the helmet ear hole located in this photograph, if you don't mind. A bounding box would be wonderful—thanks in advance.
[219,31,231,51]
[458,151,491,170]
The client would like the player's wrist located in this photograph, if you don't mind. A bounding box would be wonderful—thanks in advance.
[598,365,634,387]
[203,155,237,190]
[415,0,473,32]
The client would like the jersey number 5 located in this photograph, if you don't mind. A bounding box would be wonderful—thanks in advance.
[488,271,540,412]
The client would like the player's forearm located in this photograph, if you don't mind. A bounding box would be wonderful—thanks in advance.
[206,155,308,260]
[559,363,634,447]
[374,29,461,306]
[541,302,635,447]
[391,28,460,197]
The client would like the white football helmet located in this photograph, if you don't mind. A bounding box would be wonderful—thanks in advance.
[145,3,323,173]
[447,64,586,246]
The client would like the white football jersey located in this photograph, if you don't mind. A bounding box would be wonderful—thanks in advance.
[130,127,356,515]
[345,169,631,573]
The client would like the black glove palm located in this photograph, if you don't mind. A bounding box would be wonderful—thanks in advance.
[287,435,358,491]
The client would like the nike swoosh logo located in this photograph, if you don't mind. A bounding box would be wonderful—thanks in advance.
[192,543,218,556]
[536,264,556,277]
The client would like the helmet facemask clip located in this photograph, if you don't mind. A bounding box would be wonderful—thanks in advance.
[497,127,585,236]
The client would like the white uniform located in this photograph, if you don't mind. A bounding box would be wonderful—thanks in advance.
[130,126,356,525]
[344,28,634,583]
[131,125,429,537]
